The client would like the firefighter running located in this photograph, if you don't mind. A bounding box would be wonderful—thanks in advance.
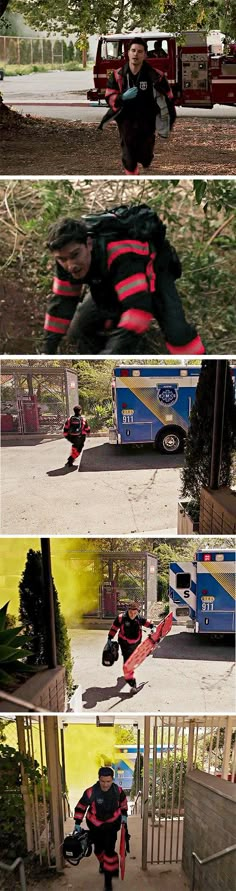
[108,600,154,690]
[44,210,205,355]
[99,37,176,174]
[63,404,90,467]
[74,766,128,891]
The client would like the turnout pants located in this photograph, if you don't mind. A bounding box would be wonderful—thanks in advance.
[118,119,155,172]
[87,819,120,879]
[66,434,85,461]
[119,639,140,681]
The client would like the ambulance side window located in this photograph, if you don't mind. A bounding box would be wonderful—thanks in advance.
[176,573,191,588]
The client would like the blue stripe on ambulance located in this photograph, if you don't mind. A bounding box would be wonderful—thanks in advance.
[196,557,235,633]
[169,561,196,620]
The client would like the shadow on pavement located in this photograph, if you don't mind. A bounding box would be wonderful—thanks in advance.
[1,434,63,447]
[47,465,78,477]
[80,442,184,473]
[82,676,145,709]
[152,630,235,662]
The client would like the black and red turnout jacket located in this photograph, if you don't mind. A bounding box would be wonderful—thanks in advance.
[100,60,176,130]
[47,235,204,354]
[74,782,128,828]
[63,414,90,438]
[108,611,153,645]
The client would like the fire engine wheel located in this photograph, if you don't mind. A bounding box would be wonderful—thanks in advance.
[156,428,184,454]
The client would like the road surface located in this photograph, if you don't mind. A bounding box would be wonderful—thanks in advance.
[69,627,235,714]
[3,69,236,121]
[1,435,182,535]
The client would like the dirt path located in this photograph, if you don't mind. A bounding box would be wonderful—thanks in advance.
[0,106,235,175]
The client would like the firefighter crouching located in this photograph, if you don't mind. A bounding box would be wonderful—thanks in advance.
[44,213,205,356]
[63,404,90,467]
[108,600,154,689]
[74,766,128,890]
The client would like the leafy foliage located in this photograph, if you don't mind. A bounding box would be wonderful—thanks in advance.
[181,360,236,521]
[1,179,235,355]
[0,601,34,687]
[19,549,74,696]
[10,0,236,39]
[0,741,46,861]
[149,751,188,810]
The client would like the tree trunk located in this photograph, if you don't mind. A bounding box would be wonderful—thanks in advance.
[116,0,125,32]
[0,0,10,16]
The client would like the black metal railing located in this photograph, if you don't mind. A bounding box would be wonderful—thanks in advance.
[0,857,27,890]
[192,844,236,890]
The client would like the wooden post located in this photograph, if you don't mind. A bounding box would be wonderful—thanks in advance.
[187,719,195,772]
[44,716,64,870]
[142,715,150,870]
[222,716,234,780]
[16,717,34,852]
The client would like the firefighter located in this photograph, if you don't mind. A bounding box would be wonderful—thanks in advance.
[74,766,128,891]
[108,600,154,690]
[154,39,168,58]
[63,404,90,467]
[99,37,176,174]
[44,215,205,356]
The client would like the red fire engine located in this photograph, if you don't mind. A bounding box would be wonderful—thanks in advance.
[87,30,236,108]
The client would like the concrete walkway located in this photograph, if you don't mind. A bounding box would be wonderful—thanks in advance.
[29,816,190,889]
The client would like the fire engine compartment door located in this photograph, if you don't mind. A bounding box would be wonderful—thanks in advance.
[181,51,210,102]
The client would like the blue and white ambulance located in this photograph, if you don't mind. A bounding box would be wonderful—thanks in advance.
[109,365,200,454]
[169,549,235,634]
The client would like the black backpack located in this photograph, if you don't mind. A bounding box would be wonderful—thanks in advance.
[84,203,166,249]
[83,204,181,279]
[69,415,82,435]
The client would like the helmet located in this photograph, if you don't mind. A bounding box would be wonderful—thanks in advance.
[102,640,119,666]
[63,828,92,865]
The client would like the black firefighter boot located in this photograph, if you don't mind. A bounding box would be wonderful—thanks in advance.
[103,872,113,891]
[66,455,74,467]
[127,678,137,691]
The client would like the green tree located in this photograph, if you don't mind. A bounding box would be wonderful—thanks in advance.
[181,360,236,522]
[9,0,236,38]
[19,549,74,696]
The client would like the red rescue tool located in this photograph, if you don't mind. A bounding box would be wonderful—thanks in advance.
[119,824,126,880]
[123,612,173,681]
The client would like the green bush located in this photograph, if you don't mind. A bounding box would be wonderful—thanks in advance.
[149,752,188,811]
[181,360,236,522]
[0,743,47,861]
[0,602,34,688]
[19,549,74,697]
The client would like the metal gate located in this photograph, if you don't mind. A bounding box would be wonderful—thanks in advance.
[0,717,69,870]
[1,366,79,434]
[142,716,236,868]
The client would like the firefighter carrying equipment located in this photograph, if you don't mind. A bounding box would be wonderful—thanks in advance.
[102,639,119,667]
[63,828,92,865]
[74,781,128,828]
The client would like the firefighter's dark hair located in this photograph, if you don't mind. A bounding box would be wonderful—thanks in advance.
[46,217,89,251]
[128,37,147,51]
[98,766,114,778]
[73,405,82,415]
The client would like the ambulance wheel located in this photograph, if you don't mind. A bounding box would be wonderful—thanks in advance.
[156,427,184,454]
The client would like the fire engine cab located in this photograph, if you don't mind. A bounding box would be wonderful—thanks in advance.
[87,30,236,108]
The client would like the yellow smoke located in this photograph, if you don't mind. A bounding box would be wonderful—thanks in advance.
[63,724,117,806]
[0,538,40,615]
[0,538,102,623]
[50,538,102,624]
